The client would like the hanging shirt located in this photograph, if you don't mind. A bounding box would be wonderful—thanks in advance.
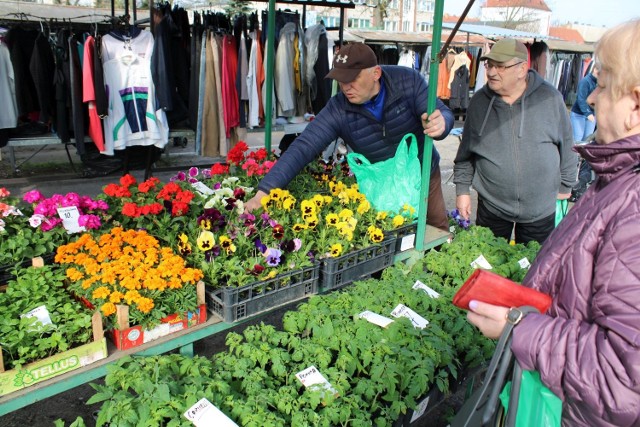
[0,41,17,130]
[82,36,105,152]
[101,30,169,155]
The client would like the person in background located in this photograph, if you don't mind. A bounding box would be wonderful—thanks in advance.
[467,19,640,426]
[453,38,576,244]
[570,67,600,199]
[529,40,549,78]
[571,67,599,142]
[244,43,454,230]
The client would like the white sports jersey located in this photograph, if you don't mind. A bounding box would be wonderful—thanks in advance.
[101,30,168,155]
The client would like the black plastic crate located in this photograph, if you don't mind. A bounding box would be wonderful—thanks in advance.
[205,264,320,323]
[319,238,396,292]
[385,223,418,254]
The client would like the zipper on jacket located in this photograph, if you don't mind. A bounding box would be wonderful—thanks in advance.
[382,123,386,137]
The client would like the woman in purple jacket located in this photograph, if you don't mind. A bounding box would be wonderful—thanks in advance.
[467,19,640,426]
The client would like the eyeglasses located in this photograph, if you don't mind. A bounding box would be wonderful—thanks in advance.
[484,61,525,72]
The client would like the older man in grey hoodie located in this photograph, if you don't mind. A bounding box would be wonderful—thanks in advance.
[453,38,576,244]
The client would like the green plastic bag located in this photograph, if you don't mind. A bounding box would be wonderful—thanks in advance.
[499,370,562,427]
[555,199,569,227]
[346,134,421,213]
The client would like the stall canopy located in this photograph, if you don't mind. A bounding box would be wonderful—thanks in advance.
[441,22,554,40]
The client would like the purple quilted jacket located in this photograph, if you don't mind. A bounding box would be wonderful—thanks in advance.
[512,134,640,426]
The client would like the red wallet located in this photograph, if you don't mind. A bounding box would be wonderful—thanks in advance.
[453,269,552,314]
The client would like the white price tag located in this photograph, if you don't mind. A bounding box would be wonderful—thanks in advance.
[358,311,394,328]
[191,181,215,196]
[295,366,338,396]
[390,304,429,329]
[518,257,531,269]
[470,254,493,270]
[184,398,238,427]
[21,305,54,331]
[400,233,415,251]
[412,280,440,298]
[410,395,431,422]
[57,206,85,234]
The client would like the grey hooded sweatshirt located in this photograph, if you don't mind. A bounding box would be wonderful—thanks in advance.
[454,70,577,223]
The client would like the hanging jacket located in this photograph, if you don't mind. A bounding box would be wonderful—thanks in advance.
[512,134,640,427]
[449,64,469,110]
[258,65,454,193]
[454,70,577,223]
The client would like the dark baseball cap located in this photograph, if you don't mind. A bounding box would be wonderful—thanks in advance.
[480,38,529,63]
[325,43,378,83]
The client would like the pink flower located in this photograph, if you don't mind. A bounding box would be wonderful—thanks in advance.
[23,190,44,204]
[293,238,302,251]
[40,217,62,232]
[188,167,199,177]
[61,193,81,208]
[78,214,102,229]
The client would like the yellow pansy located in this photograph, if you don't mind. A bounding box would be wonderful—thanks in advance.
[330,243,343,257]
[392,215,405,228]
[197,230,215,251]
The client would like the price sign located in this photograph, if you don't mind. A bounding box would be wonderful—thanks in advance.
[57,206,85,234]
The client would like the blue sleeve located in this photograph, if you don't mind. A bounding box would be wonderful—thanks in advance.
[436,96,455,140]
[574,78,595,116]
[413,69,454,140]
[257,99,342,193]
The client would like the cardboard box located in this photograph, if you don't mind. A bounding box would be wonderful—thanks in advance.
[0,312,108,397]
[109,282,208,350]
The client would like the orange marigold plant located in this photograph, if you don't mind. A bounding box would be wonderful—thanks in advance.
[55,227,204,330]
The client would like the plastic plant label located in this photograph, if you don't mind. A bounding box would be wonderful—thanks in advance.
[358,311,394,328]
[184,398,238,427]
[191,181,214,196]
[390,304,429,329]
[410,395,431,422]
[21,305,54,331]
[57,206,85,234]
[470,254,493,270]
[412,280,440,298]
[518,257,531,269]
[295,366,338,397]
[400,233,416,251]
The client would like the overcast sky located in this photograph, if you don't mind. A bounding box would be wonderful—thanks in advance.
[443,0,639,28]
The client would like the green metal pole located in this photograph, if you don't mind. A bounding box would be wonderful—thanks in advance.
[415,0,444,251]
[264,0,277,154]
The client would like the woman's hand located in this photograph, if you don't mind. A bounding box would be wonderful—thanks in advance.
[467,300,510,339]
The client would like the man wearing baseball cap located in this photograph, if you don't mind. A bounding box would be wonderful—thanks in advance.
[453,38,576,244]
[245,42,455,230]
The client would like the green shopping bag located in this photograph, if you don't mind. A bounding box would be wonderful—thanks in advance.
[555,199,569,227]
[346,134,421,213]
[499,370,562,427]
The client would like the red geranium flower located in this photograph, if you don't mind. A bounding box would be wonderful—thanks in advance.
[227,141,249,165]
[211,163,229,175]
[120,174,137,188]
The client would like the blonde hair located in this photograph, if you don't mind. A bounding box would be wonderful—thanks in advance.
[595,19,640,101]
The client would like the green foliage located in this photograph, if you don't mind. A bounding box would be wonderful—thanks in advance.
[0,265,94,369]
[86,223,540,425]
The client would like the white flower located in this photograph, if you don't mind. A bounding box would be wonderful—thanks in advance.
[28,214,46,228]
[0,218,5,232]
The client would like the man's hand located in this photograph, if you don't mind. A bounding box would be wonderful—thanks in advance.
[244,190,268,213]
[421,110,445,138]
[467,300,510,340]
[456,194,472,220]
[587,114,595,122]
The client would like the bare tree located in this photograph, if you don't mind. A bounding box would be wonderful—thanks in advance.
[366,0,389,29]
[482,0,542,32]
